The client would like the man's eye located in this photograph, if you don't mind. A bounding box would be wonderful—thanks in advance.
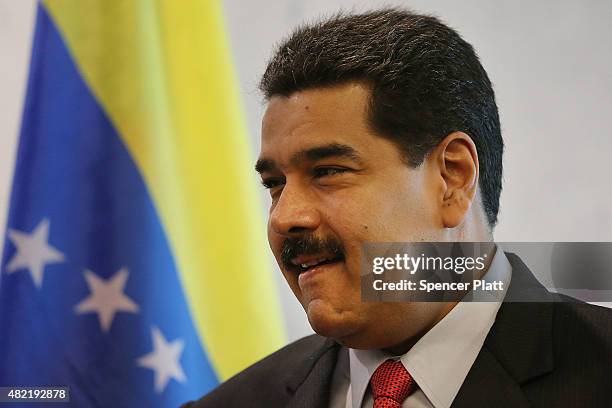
[313,167,349,178]
[261,178,285,189]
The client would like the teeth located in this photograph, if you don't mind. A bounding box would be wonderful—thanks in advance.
[298,257,330,268]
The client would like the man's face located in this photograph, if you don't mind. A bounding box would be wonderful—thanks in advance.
[258,82,448,349]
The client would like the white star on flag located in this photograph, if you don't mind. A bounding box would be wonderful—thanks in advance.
[5,218,65,288]
[137,326,187,393]
[74,268,139,332]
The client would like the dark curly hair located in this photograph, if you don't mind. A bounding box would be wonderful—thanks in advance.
[260,8,504,227]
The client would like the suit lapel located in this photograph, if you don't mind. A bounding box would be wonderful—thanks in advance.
[452,347,530,407]
[286,338,341,408]
[485,253,555,382]
[454,252,555,407]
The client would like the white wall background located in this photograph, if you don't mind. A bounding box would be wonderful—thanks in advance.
[1,0,611,343]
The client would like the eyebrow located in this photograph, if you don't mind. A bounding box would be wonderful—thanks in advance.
[255,143,363,174]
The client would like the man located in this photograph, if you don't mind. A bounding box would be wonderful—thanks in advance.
[185,8,612,407]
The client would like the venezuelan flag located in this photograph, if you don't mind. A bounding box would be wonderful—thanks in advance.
[0,1,285,406]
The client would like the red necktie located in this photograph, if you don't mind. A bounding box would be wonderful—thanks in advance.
[370,359,417,408]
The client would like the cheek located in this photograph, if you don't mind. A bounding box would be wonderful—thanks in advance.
[332,200,401,243]
[321,188,390,248]
[371,178,437,239]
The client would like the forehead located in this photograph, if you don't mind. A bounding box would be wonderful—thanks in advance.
[260,82,374,159]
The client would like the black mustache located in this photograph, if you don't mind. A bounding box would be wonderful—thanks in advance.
[281,235,345,272]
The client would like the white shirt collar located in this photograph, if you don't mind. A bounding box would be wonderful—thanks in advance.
[348,247,512,408]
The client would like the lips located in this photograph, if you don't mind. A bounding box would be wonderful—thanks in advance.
[280,235,346,275]
[290,253,344,274]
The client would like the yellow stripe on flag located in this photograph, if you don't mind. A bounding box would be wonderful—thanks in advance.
[43,0,285,380]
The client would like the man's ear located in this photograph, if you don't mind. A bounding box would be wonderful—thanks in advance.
[434,132,479,228]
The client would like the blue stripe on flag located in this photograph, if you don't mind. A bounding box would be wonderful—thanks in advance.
[0,5,217,406]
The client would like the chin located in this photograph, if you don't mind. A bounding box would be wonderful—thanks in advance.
[305,298,363,341]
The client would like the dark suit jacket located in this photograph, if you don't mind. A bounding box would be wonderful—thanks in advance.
[184,253,612,407]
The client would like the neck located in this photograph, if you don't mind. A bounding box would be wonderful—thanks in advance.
[382,244,497,356]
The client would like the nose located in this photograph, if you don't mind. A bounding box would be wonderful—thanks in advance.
[269,181,321,236]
